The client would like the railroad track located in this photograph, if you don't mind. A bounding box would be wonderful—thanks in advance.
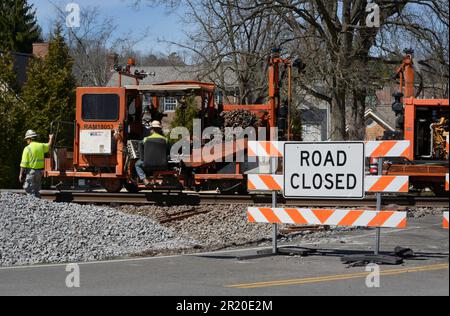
[3,190,449,208]
[157,209,211,223]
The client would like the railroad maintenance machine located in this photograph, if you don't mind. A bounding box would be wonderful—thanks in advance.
[45,49,294,193]
[45,49,448,195]
[376,51,449,195]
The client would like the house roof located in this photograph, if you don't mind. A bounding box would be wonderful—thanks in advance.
[372,85,398,128]
[365,108,396,131]
[125,81,216,96]
[301,107,327,123]
[345,108,396,132]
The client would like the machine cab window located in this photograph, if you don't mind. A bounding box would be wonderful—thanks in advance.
[82,94,120,121]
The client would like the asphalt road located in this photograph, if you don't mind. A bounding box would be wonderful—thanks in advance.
[0,216,448,296]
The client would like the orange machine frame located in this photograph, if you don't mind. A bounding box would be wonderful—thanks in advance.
[224,49,292,139]
[396,54,449,161]
[46,87,130,180]
[403,97,449,162]
[385,54,449,182]
[45,50,292,192]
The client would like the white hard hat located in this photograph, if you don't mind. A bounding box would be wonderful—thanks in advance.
[151,121,162,129]
[24,130,38,140]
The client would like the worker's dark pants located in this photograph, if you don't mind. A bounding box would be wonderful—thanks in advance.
[135,160,147,181]
[23,169,43,198]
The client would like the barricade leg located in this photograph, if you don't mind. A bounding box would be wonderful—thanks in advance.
[272,191,278,254]
[238,157,316,261]
[342,158,404,266]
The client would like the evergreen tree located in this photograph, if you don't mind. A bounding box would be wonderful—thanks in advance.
[0,51,26,188]
[21,24,76,147]
[0,0,42,53]
[171,96,199,136]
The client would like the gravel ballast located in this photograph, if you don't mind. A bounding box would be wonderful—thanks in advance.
[0,193,191,266]
[120,204,274,249]
[407,207,449,218]
[118,204,358,250]
[1,192,447,267]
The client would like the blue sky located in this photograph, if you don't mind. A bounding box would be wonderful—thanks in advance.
[29,0,188,53]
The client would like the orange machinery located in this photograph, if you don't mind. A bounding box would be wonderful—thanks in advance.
[382,53,449,194]
[45,49,293,193]
[224,48,292,137]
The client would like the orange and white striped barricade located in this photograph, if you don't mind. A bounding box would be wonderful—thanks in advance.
[445,137,449,192]
[443,212,449,230]
[243,207,408,263]
[247,208,407,229]
[365,176,409,193]
[243,140,411,264]
[368,141,411,262]
[445,174,449,192]
[248,140,411,159]
[446,135,449,159]
[248,175,409,193]
[247,174,283,192]
[366,141,410,262]
[365,141,411,158]
[248,141,284,158]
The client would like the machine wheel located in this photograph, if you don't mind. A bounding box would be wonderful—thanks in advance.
[431,183,446,197]
[124,182,140,193]
[216,181,246,194]
[102,179,123,193]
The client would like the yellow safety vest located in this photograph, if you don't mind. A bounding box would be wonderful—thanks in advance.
[144,133,167,143]
[20,142,49,170]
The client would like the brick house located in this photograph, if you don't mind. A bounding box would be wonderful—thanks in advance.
[365,85,397,140]
[0,43,49,89]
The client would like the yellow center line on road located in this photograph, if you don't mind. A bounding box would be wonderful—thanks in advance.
[226,263,449,289]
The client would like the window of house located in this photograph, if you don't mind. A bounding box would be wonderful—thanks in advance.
[301,124,322,142]
[163,97,178,112]
[233,88,240,104]
[142,93,152,109]
[215,91,223,105]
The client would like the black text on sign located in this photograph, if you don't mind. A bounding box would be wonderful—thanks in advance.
[283,142,365,199]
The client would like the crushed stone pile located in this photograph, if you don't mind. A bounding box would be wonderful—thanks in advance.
[0,193,192,266]
[120,204,273,249]
[119,204,354,250]
[3,191,446,267]
[221,110,258,129]
[407,207,449,218]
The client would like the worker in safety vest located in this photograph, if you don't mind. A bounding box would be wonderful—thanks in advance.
[19,130,54,198]
[135,121,166,186]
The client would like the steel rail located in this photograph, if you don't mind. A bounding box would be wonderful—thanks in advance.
[2,190,448,208]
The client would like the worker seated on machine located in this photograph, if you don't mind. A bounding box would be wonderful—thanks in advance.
[135,121,168,186]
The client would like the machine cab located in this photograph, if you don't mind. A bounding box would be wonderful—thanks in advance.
[75,87,144,175]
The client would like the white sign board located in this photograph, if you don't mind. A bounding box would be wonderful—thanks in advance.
[80,130,112,155]
[283,142,365,199]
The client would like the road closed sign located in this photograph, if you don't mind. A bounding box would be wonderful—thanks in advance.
[283,142,365,199]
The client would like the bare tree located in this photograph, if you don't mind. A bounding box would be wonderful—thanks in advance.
[133,0,448,140]
[51,5,151,87]
[242,1,449,139]
[50,6,116,86]
[132,0,288,105]
[377,1,449,99]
